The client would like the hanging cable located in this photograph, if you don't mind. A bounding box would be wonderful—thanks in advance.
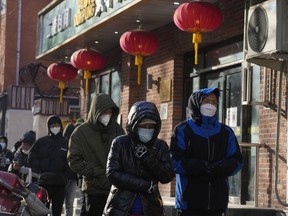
[274,61,288,206]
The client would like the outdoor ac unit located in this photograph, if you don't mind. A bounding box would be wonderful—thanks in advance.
[246,0,288,60]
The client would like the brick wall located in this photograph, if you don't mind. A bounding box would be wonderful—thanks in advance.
[258,70,287,209]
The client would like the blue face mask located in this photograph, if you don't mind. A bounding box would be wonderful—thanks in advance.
[0,142,6,151]
[138,128,154,143]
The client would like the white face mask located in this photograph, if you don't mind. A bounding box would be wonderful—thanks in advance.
[200,103,217,117]
[138,128,155,143]
[0,143,6,150]
[99,114,112,126]
[50,127,61,135]
[22,149,30,155]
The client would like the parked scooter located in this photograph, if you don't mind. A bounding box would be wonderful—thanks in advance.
[0,167,51,215]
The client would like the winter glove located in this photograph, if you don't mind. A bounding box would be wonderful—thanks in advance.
[207,158,239,179]
[181,159,208,176]
[141,146,158,167]
[207,160,223,179]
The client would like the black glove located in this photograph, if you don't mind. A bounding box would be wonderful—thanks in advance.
[141,146,158,166]
[206,160,224,179]
[207,158,239,179]
[182,159,208,176]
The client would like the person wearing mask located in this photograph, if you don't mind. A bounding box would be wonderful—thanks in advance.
[170,87,243,216]
[9,130,36,178]
[0,135,14,171]
[28,115,68,216]
[103,101,175,216]
[67,93,125,216]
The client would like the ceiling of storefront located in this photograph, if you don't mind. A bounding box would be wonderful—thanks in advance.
[42,0,219,61]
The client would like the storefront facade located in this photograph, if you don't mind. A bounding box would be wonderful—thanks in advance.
[36,0,288,210]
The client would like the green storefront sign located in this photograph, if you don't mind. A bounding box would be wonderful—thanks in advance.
[37,0,137,58]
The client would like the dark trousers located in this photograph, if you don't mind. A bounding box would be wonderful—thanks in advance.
[85,193,108,216]
[178,210,224,216]
[42,185,65,216]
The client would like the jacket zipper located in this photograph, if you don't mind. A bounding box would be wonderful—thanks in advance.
[206,120,215,211]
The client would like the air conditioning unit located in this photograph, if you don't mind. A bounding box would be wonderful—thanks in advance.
[246,0,288,60]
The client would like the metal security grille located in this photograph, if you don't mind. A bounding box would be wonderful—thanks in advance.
[7,85,35,110]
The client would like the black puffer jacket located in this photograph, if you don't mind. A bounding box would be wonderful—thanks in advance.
[103,101,175,216]
[28,115,68,185]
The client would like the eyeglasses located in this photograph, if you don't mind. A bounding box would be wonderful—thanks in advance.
[201,99,218,105]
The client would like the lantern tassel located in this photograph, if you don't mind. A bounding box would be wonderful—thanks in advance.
[58,81,65,104]
[135,55,143,85]
[84,70,91,95]
[192,32,202,65]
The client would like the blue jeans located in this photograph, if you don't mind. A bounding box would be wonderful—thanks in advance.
[64,180,78,216]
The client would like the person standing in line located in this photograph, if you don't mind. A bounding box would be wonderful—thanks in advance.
[67,93,125,216]
[74,118,87,216]
[0,135,14,171]
[170,87,243,216]
[63,122,78,216]
[28,115,69,216]
[9,130,36,178]
[103,101,175,216]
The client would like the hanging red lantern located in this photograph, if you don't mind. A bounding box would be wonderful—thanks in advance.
[173,2,222,65]
[120,28,159,85]
[70,48,105,94]
[47,63,78,103]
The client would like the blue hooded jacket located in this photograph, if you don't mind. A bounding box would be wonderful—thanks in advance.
[170,87,243,211]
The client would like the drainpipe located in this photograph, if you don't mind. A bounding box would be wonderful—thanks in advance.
[15,0,22,85]
[274,61,288,206]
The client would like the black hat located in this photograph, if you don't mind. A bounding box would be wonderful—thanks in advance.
[21,130,36,145]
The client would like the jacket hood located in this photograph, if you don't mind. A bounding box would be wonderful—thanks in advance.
[87,93,119,128]
[63,123,75,139]
[187,87,220,124]
[0,135,8,151]
[20,130,36,145]
[126,101,161,145]
[47,115,63,135]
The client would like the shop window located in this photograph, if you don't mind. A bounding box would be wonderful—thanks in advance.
[91,69,121,107]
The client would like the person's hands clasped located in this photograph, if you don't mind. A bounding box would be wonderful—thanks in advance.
[206,160,224,180]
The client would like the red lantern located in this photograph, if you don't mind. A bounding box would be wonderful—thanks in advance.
[70,48,105,94]
[120,28,159,85]
[174,2,222,64]
[47,63,78,103]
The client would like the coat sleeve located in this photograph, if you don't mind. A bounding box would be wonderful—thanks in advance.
[28,140,41,173]
[170,123,209,176]
[67,130,106,179]
[209,126,243,178]
[106,137,151,193]
[141,140,175,184]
